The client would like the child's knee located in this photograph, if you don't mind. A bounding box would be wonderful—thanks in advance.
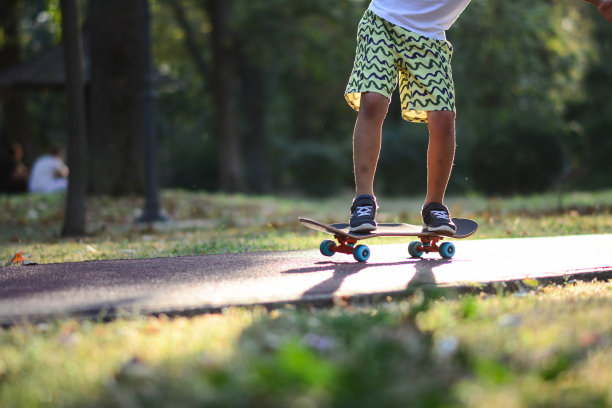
[358,92,390,120]
[427,110,455,123]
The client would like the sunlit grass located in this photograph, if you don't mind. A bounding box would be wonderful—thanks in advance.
[0,309,255,407]
[1,190,611,406]
[0,281,611,407]
[2,189,611,265]
[418,281,612,406]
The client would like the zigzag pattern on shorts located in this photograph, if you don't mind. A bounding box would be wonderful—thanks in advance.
[345,10,455,123]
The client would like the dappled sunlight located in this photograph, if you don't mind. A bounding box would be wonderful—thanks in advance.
[2,189,612,265]
[0,310,254,407]
[3,280,611,406]
[1,0,611,405]
[417,280,612,406]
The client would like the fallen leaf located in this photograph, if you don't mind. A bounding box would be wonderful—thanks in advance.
[523,278,539,288]
[145,318,161,334]
[11,251,25,264]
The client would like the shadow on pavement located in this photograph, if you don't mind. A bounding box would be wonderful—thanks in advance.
[284,256,454,300]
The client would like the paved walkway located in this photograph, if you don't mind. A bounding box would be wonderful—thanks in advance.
[0,234,611,324]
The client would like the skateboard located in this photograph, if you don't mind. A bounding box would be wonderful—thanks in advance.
[299,217,478,262]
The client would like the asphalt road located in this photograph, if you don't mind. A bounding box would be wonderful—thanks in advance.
[1,234,611,324]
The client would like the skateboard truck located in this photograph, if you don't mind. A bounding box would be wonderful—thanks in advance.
[320,234,371,262]
[321,234,454,263]
[408,237,455,259]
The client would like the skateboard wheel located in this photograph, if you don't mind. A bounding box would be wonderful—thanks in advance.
[353,245,370,262]
[320,240,336,257]
[408,241,424,258]
[439,242,455,259]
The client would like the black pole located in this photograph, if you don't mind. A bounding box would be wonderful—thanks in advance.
[137,0,166,223]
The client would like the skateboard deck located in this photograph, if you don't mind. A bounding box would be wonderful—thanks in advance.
[299,217,478,262]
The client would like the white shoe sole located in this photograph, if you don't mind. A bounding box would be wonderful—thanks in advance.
[350,223,377,233]
[423,224,456,235]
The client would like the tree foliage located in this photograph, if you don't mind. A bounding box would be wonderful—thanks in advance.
[451,0,596,194]
[1,0,610,197]
[88,0,145,196]
[564,5,612,189]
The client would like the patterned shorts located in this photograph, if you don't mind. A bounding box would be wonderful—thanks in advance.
[345,10,456,124]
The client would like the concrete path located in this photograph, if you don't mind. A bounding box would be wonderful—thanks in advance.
[0,234,611,324]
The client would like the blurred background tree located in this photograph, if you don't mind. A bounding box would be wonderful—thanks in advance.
[451,0,597,195]
[1,0,610,198]
[88,0,145,195]
[564,3,612,189]
[0,0,61,166]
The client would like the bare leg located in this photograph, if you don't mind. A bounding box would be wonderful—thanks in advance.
[424,110,456,205]
[353,92,390,196]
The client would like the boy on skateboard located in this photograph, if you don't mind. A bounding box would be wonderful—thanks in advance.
[345,0,612,234]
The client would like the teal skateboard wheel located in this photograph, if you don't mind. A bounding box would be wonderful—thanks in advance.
[439,242,455,259]
[353,244,370,262]
[408,241,424,258]
[320,240,336,257]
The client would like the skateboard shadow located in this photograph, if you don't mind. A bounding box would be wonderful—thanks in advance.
[289,261,370,299]
[284,257,452,300]
[409,258,451,286]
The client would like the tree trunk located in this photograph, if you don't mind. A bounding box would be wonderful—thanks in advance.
[88,0,143,195]
[207,0,244,192]
[59,0,87,236]
[240,59,269,193]
[137,0,166,223]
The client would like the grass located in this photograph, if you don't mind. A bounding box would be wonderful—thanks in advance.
[0,189,611,407]
[2,188,612,265]
[1,282,611,407]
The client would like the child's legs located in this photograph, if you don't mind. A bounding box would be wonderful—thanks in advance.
[345,11,399,198]
[425,110,456,205]
[353,92,390,197]
[392,30,456,205]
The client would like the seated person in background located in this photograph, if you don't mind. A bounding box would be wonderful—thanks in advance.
[28,144,69,194]
[0,142,29,194]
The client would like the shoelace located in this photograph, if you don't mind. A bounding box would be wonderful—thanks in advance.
[355,206,373,217]
[430,210,450,221]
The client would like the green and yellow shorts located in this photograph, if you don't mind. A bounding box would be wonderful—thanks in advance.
[345,10,456,124]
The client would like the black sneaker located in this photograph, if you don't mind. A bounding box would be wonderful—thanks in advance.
[422,202,456,235]
[349,194,377,233]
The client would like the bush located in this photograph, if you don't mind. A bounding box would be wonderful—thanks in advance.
[471,124,565,194]
[282,141,351,196]
[377,122,429,196]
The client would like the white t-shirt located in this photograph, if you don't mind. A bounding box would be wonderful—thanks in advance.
[369,0,471,40]
[28,154,68,193]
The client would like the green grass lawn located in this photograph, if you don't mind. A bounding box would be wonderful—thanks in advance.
[0,189,611,407]
[2,189,612,265]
